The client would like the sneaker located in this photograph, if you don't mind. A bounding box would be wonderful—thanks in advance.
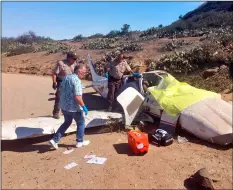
[49,139,58,149]
[53,113,60,119]
[76,140,90,148]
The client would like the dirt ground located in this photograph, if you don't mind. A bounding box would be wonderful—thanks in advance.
[1,73,232,189]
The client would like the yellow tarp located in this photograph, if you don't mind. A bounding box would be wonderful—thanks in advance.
[147,74,220,118]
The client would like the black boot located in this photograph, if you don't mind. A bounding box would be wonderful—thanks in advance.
[107,105,112,112]
[53,113,60,119]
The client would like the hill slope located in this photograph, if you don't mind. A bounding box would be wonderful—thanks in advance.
[2,2,233,94]
[168,1,233,30]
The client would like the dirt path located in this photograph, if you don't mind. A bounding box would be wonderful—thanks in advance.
[2,73,232,189]
[2,73,95,121]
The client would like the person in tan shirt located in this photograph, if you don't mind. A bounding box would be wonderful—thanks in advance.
[51,51,78,119]
[106,51,141,111]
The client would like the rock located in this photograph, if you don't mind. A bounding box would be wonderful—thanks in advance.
[211,173,222,183]
[221,92,233,102]
[222,89,231,94]
[202,68,219,79]
[184,168,215,190]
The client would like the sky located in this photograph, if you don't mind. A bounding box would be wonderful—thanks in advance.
[2,1,203,40]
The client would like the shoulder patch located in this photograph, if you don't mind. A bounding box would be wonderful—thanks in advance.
[57,60,64,67]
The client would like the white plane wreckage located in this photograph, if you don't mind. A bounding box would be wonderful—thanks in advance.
[85,54,232,146]
[2,54,232,146]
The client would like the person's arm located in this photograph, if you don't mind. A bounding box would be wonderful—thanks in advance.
[125,61,142,78]
[74,95,85,107]
[73,79,88,115]
[52,74,57,84]
[106,62,111,72]
[51,62,60,89]
[74,96,88,115]
[125,60,133,73]
[105,57,113,77]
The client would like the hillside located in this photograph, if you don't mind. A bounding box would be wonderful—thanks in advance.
[183,2,233,19]
[140,1,233,38]
[2,2,233,94]
[168,1,233,30]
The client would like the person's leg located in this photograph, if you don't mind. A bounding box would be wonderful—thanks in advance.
[115,79,121,98]
[53,81,61,118]
[112,79,122,111]
[50,110,73,146]
[73,111,89,147]
[107,77,116,111]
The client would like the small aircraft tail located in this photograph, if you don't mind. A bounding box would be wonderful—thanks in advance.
[87,54,106,82]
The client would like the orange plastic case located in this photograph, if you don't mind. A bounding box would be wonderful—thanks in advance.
[127,130,149,155]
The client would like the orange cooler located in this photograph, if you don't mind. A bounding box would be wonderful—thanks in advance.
[128,130,149,155]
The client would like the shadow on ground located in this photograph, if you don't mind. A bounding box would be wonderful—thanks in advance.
[113,143,135,156]
[48,91,108,110]
[1,124,125,153]
[2,112,232,153]
[174,127,233,151]
[83,92,108,110]
[1,135,54,153]
[48,98,55,101]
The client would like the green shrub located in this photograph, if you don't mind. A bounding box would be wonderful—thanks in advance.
[6,43,36,56]
[72,34,86,41]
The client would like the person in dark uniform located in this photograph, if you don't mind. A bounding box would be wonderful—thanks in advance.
[106,51,141,111]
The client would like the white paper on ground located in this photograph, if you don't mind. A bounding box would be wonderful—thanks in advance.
[64,162,78,169]
[63,149,74,154]
[84,154,96,159]
[177,136,189,144]
[86,157,107,165]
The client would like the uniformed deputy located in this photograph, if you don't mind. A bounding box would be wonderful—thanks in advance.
[51,51,78,119]
[106,51,141,112]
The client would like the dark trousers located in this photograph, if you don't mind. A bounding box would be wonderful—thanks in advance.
[53,80,62,115]
[107,75,122,108]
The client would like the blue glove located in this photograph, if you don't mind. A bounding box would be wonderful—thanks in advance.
[82,105,88,116]
[104,73,109,78]
[132,72,142,78]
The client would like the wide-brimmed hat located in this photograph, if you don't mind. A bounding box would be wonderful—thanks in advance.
[115,50,122,56]
[67,51,78,60]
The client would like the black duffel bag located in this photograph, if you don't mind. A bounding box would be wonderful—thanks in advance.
[148,129,173,147]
